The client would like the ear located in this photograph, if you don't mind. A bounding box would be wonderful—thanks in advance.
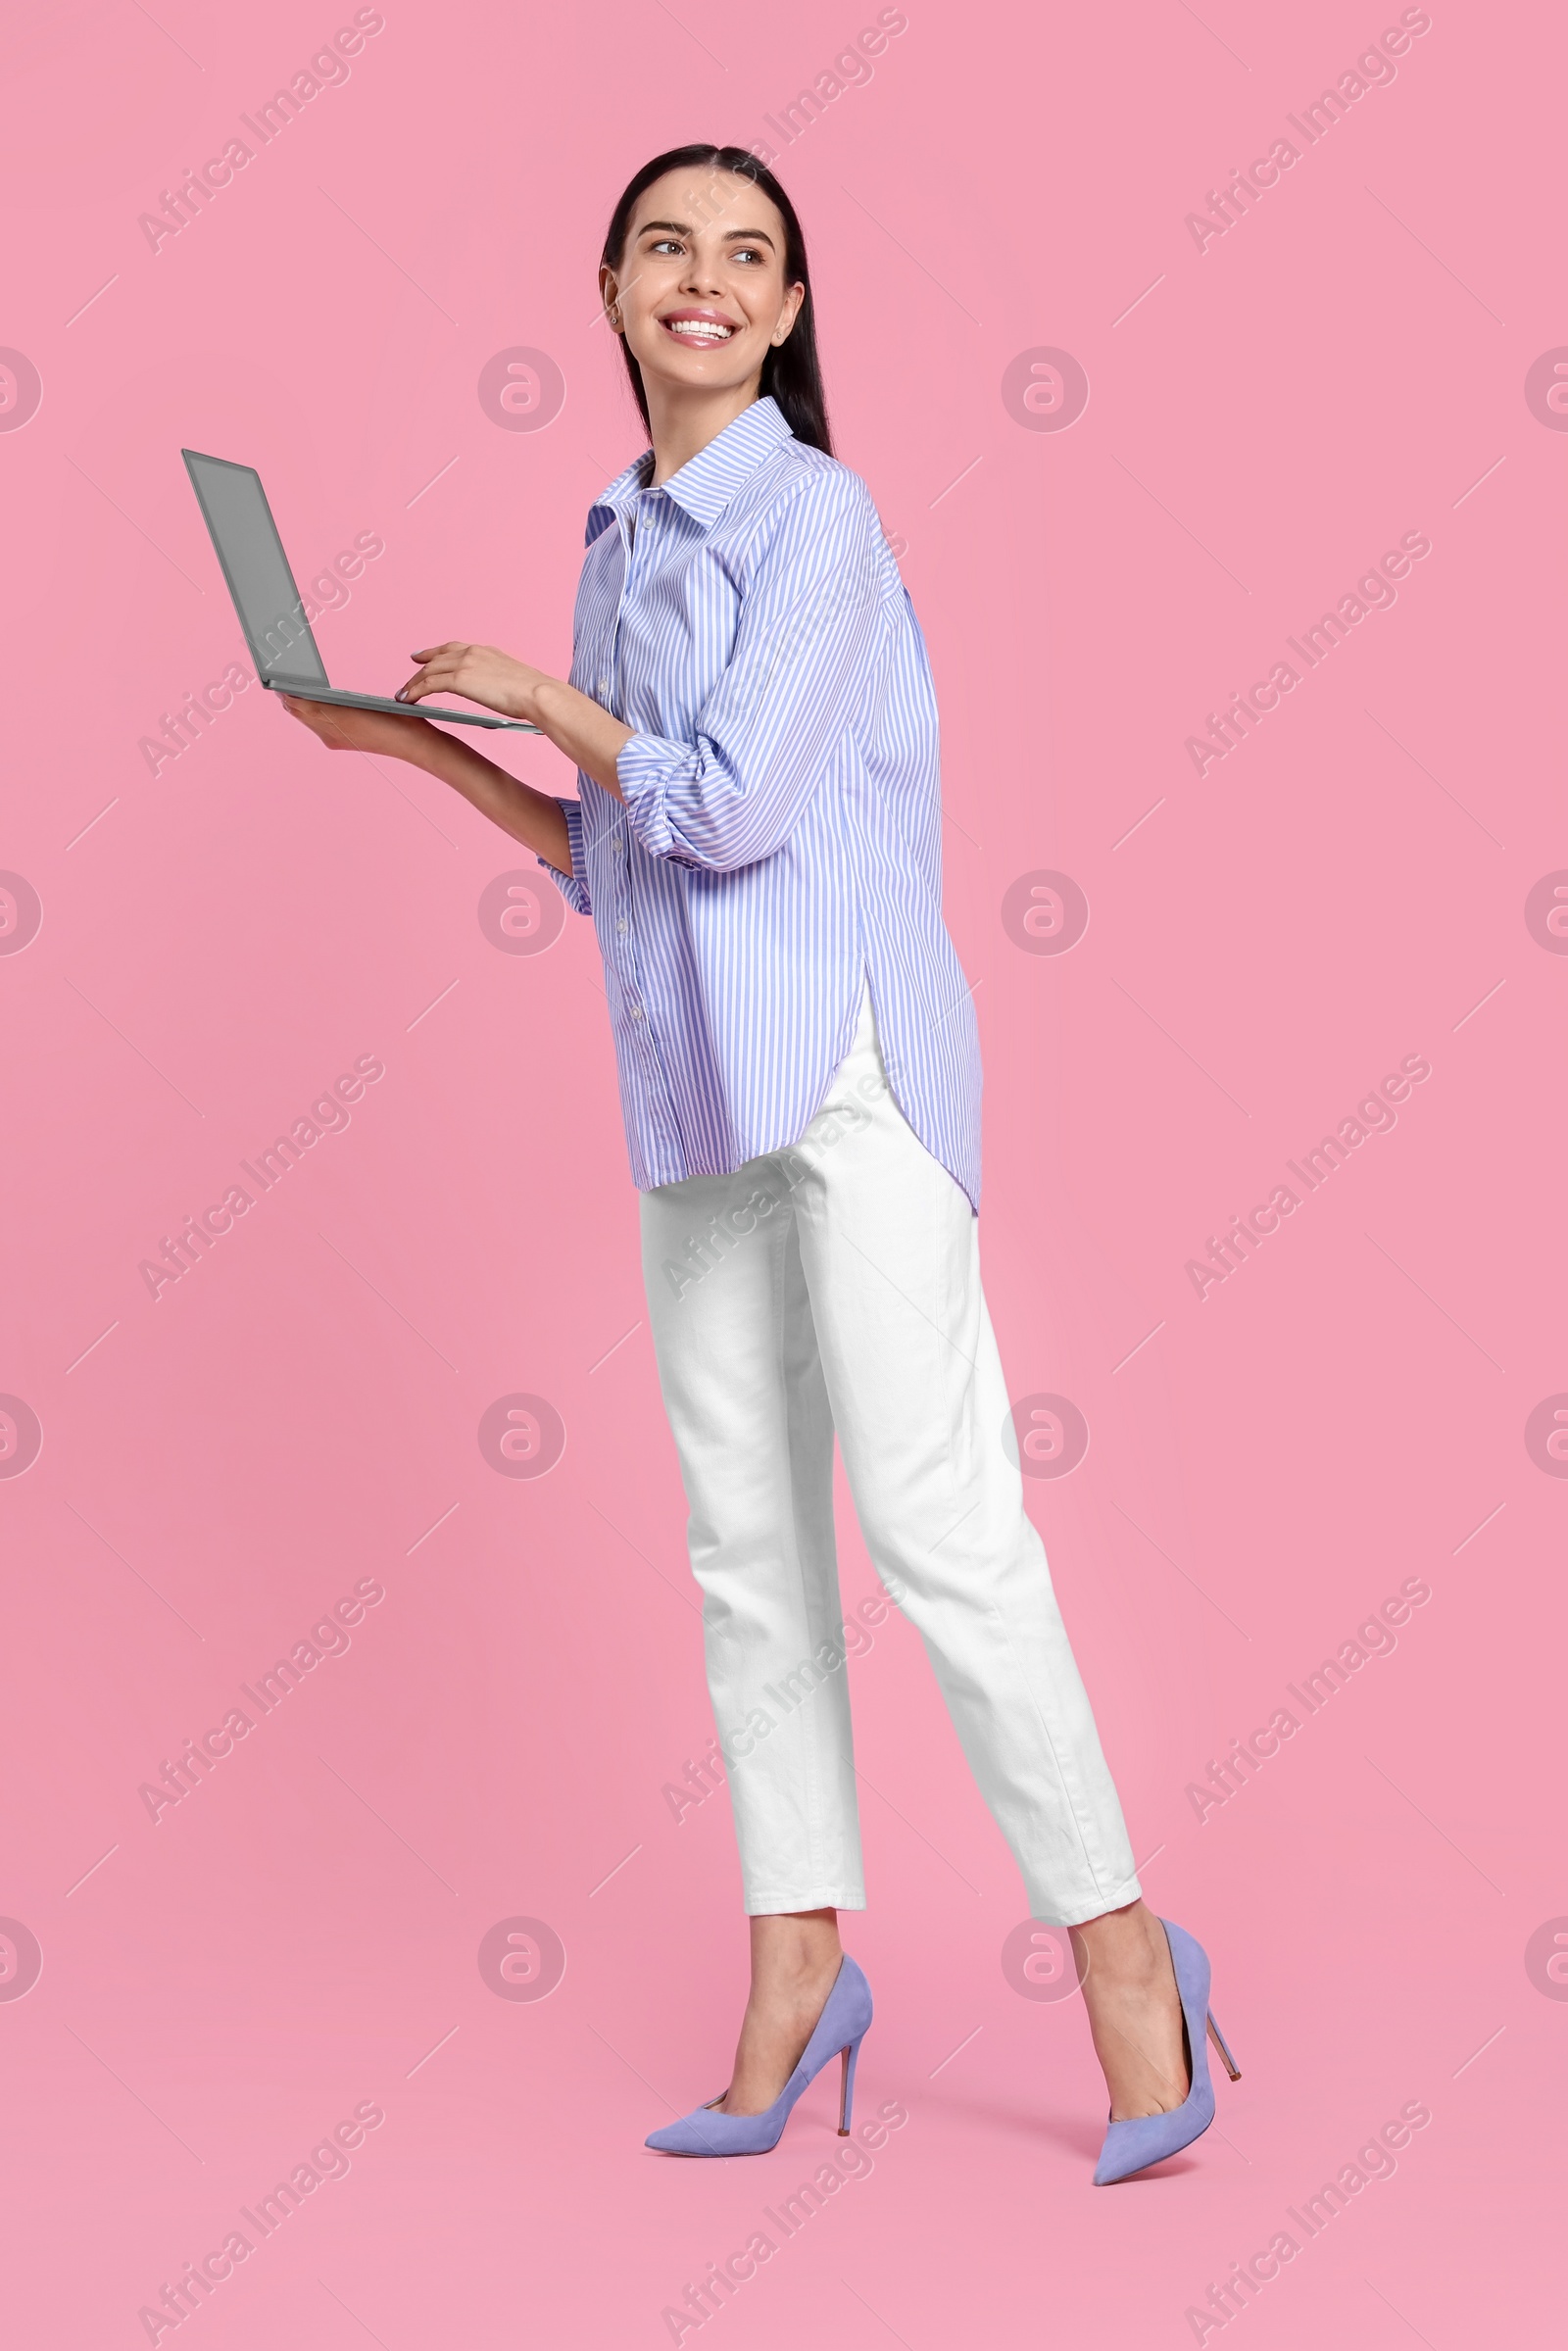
[599,263,624,333]
[771,281,807,347]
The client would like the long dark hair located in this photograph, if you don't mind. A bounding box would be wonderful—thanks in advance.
[600,144,833,459]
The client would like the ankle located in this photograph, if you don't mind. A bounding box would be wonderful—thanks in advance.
[754,1947,841,2006]
[1072,1902,1170,1988]
[747,1910,841,1996]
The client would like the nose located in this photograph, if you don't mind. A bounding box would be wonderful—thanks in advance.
[680,252,727,299]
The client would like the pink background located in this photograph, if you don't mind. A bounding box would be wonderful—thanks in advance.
[2,1,1561,2343]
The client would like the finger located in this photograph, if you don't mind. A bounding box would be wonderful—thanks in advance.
[399,657,462,704]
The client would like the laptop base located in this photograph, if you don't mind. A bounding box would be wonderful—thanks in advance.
[265,678,540,732]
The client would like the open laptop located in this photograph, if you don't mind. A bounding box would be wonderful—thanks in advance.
[181,449,538,731]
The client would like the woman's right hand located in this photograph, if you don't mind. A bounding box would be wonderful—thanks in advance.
[278,693,437,762]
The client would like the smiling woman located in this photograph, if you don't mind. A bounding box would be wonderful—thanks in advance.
[274,140,1229,2189]
[595,144,828,465]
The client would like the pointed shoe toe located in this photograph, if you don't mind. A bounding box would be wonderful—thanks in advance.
[1092,2082,1216,2184]
[645,2100,778,2157]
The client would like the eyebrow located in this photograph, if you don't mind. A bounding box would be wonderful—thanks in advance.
[636,219,777,250]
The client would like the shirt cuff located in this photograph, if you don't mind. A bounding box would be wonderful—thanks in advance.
[615,731,703,864]
[538,797,591,914]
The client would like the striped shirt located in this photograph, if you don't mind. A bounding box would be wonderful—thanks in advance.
[541,394,982,1209]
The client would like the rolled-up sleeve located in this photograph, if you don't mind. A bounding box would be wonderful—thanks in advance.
[613,470,894,873]
[538,795,592,914]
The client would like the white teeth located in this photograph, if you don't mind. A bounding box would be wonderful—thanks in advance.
[666,320,733,341]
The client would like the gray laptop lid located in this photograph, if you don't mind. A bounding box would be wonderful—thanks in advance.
[182,450,329,686]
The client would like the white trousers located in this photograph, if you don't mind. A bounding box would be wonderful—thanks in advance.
[639,984,1141,1926]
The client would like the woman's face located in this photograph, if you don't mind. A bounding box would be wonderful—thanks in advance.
[602,169,804,405]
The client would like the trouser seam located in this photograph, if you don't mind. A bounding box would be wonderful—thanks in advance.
[991,1595,1115,1908]
[771,1178,834,1908]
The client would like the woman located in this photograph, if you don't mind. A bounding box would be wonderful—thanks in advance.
[281,143,1236,2183]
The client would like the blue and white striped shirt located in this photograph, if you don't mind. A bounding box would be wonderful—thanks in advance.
[541,394,982,1209]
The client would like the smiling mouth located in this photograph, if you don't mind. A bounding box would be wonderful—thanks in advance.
[659,316,738,345]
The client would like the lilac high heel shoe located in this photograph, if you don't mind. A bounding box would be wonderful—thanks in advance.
[645,1953,873,2156]
[1093,1919,1240,2184]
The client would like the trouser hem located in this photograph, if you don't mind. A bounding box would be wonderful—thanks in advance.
[1022,1873,1145,1930]
[744,1886,867,1915]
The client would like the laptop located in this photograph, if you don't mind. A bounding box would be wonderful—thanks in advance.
[181,449,539,732]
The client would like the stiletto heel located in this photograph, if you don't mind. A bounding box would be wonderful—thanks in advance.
[838,2033,864,2134]
[646,1955,874,2157]
[1093,1920,1235,2185]
[1205,2009,1241,2082]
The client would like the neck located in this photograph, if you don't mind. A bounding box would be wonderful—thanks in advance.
[645,375,763,486]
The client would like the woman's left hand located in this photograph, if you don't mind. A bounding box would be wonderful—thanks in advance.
[397,642,555,723]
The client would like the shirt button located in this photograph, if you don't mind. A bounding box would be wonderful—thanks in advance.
[597,678,610,694]
[615,918,628,934]
[629,1005,643,1021]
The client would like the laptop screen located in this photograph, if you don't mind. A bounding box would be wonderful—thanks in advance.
[181,450,330,686]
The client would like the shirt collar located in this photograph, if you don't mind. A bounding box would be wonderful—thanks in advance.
[586,395,795,543]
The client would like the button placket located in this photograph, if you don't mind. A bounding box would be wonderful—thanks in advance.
[602,491,682,1171]
[608,492,654,722]
[609,500,652,1019]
